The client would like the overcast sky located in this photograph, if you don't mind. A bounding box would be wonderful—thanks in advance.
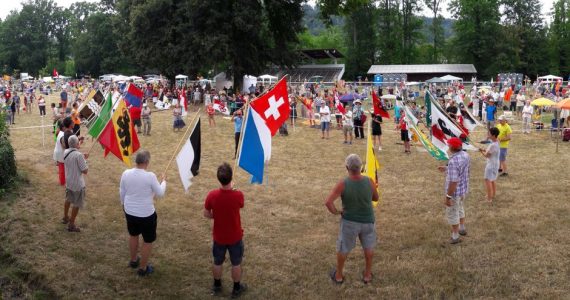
[0,0,556,22]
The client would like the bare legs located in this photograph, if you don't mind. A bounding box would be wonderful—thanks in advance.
[129,235,153,270]
[485,179,496,202]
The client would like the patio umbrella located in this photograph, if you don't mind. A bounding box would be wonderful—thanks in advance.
[555,98,570,109]
[339,93,364,102]
[531,98,556,106]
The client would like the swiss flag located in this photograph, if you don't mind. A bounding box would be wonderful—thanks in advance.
[250,78,290,136]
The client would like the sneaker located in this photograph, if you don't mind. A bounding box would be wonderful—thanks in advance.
[449,238,462,244]
[211,284,222,296]
[231,283,247,298]
[378,146,382,151]
[459,230,468,236]
[137,265,154,277]
[129,256,140,269]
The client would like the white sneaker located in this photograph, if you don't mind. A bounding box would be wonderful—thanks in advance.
[378,146,382,151]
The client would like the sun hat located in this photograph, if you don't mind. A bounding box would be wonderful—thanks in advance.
[447,137,463,149]
[354,99,362,104]
[498,115,506,121]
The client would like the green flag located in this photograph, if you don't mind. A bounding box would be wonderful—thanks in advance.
[88,93,113,138]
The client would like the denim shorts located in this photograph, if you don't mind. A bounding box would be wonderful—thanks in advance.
[321,121,330,131]
[499,148,508,161]
[336,219,376,254]
[213,240,244,266]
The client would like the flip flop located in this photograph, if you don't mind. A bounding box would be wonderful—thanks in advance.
[330,268,344,285]
[362,272,373,284]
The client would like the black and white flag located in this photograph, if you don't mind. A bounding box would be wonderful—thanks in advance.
[176,118,201,192]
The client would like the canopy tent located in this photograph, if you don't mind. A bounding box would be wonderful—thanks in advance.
[128,76,143,82]
[258,74,278,86]
[538,75,563,82]
[112,75,129,82]
[440,75,463,82]
[425,77,448,83]
[242,75,257,92]
[175,74,188,80]
[42,77,54,83]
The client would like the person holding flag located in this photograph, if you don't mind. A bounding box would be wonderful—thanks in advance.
[325,154,379,284]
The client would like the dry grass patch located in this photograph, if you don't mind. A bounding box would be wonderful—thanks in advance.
[1,94,569,299]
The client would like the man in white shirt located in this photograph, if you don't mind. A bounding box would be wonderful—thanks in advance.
[120,150,166,276]
[319,102,331,139]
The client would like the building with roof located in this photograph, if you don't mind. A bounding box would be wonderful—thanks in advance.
[367,64,477,82]
[267,49,345,82]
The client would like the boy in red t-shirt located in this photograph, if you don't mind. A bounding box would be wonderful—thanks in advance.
[204,163,247,297]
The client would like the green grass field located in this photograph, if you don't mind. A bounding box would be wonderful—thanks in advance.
[1,92,569,299]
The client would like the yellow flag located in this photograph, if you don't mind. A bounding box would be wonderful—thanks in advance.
[363,122,381,207]
[110,99,140,166]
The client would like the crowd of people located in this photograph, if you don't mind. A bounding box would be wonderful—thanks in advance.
[1,74,569,294]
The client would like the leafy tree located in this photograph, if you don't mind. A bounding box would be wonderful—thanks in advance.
[400,0,424,64]
[547,0,570,76]
[449,0,503,78]
[424,0,445,62]
[377,0,403,64]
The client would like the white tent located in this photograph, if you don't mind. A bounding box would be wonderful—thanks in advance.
[175,74,188,80]
[214,72,233,90]
[441,75,463,82]
[258,74,277,83]
[242,75,257,92]
[113,75,129,82]
[538,75,563,82]
[42,77,54,83]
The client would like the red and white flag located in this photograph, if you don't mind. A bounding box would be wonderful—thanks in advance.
[249,78,290,136]
[372,91,390,119]
[53,69,59,78]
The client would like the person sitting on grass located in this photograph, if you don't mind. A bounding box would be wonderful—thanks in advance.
[204,163,247,298]
[119,150,166,277]
[325,154,379,285]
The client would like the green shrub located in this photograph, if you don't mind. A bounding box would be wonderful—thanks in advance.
[0,114,17,188]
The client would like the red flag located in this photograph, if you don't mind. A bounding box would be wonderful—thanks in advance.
[53,69,59,77]
[250,78,290,136]
[372,91,390,119]
[98,121,122,160]
[335,100,346,115]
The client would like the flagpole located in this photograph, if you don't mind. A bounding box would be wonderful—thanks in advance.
[233,75,289,174]
[163,108,201,175]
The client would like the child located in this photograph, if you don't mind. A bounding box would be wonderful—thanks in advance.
[207,103,216,127]
[399,111,411,153]
[172,103,185,131]
[479,127,500,203]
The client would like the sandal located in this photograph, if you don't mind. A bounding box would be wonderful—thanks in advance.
[362,272,373,284]
[329,268,344,285]
[67,225,81,232]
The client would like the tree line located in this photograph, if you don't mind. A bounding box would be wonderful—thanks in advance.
[0,0,569,84]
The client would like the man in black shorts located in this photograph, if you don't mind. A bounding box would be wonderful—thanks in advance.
[204,163,247,297]
[119,150,166,276]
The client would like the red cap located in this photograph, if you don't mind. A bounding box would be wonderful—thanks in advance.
[447,137,463,149]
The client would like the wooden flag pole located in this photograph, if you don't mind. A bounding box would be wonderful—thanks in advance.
[163,108,201,175]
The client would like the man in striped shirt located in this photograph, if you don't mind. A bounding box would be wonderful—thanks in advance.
[438,137,470,244]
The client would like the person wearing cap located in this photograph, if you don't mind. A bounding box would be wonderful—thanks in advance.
[319,101,331,139]
[485,98,497,130]
[496,115,512,176]
[352,100,365,139]
[141,103,152,135]
[437,137,470,244]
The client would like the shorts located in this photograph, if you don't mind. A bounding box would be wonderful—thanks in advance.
[372,126,382,136]
[321,121,330,131]
[133,119,141,127]
[336,219,376,254]
[486,120,495,129]
[58,162,65,186]
[65,188,85,209]
[401,130,410,142]
[125,212,157,243]
[342,125,353,135]
[446,196,465,225]
[335,115,342,122]
[484,164,499,180]
[213,240,244,266]
[499,148,508,161]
